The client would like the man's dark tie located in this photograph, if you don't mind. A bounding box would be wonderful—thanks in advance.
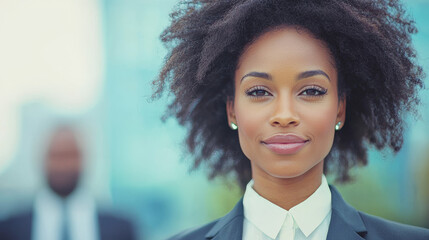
[61,201,70,240]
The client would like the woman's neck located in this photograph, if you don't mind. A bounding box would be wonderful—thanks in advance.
[251,162,324,211]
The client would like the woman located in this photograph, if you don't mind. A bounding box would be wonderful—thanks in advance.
[154,0,429,239]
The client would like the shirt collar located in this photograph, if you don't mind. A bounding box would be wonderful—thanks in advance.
[243,175,332,238]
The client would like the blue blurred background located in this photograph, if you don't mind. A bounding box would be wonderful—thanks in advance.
[0,0,428,239]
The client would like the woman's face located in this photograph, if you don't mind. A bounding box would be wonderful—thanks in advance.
[227,27,346,181]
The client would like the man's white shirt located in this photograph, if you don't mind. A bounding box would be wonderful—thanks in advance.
[32,188,99,240]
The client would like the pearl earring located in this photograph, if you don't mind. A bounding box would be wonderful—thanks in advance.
[335,121,342,131]
[230,122,238,130]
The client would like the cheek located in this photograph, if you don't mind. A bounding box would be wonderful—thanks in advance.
[300,103,337,148]
[233,97,268,155]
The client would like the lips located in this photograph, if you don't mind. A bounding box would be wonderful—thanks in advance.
[261,134,309,155]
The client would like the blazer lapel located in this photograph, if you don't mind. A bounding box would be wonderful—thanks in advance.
[205,199,244,240]
[204,186,368,240]
[327,186,367,240]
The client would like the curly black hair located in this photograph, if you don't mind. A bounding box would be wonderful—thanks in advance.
[153,0,424,188]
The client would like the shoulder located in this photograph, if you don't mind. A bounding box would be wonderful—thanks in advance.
[329,185,429,240]
[0,210,32,227]
[0,210,33,240]
[358,211,429,240]
[167,198,244,240]
[98,210,134,226]
[166,219,219,240]
[97,211,136,239]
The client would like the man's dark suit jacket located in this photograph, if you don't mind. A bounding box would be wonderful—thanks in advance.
[168,186,429,240]
[0,210,136,240]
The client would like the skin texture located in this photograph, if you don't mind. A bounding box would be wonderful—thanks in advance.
[227,27,346,210]
[44,128,82,198]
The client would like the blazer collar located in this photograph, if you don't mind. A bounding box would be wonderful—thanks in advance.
[327,185,367,240]
[205,199,244,240]
[204,185,368,240]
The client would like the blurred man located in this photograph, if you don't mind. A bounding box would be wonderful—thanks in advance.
[0,126,136,240]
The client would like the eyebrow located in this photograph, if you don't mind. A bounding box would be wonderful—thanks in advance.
[240,70,331,82]
[240,72,272,82]
[297,70,330,81]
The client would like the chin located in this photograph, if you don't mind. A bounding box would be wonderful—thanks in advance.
[261,160,323,179]
[266,167,309,179]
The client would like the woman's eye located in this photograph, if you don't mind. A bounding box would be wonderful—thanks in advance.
[246,87,271,97]
[300,87,327,96]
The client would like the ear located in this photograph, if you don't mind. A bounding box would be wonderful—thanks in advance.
[226,97,237,127]
[336,95,346,129]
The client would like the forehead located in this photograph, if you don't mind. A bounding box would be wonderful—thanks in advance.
[47,129,80,153]
[236,27,336,78]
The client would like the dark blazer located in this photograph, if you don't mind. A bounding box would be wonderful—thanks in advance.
[0,210,136,240]
[168,186,429,240]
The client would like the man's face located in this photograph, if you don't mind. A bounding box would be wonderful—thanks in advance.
[45,129,82,198]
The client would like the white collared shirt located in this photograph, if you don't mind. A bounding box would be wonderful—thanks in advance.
[32,187,99,240]
[242,175,332,240]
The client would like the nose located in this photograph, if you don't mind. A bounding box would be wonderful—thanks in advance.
[269,96,300,127]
